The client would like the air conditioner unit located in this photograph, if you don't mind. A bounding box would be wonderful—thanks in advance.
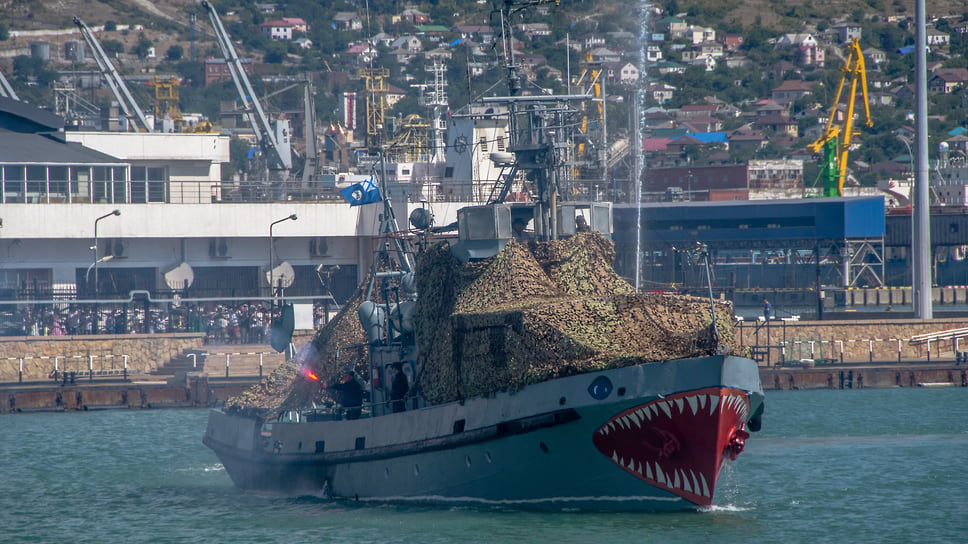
[105,239,125,258]
[309,237,329,257]
[209,237,230,258]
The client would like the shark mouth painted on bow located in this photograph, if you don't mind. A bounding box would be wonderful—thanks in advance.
[591,387,751,507]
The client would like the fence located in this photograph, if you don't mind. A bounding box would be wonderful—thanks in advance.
[4,353,130,383]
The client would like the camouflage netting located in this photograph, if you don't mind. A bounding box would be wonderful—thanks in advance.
[224,231,736,418]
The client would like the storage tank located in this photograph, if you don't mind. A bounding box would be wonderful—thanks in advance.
[30,41,50,61]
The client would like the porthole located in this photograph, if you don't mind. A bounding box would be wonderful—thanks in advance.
[617,387,626,396]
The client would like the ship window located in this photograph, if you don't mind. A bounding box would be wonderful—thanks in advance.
[355,437,366,450]
[453,419,465,434]
[315,440,325,453]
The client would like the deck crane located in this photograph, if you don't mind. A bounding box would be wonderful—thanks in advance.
[73,17,152,132]
[201,1,292,182]
[808,38,871,197]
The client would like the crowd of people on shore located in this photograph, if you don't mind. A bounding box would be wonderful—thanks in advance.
[1,301,333,344]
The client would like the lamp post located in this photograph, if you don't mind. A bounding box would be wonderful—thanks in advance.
[92,209,120,334]
[268,214,297,308]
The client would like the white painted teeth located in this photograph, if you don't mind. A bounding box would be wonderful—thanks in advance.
[709,395,719,415]
[687,395,699,415]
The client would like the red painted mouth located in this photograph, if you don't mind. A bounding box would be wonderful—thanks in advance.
[592,387,750,506]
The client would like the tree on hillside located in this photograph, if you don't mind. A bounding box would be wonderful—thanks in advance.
[166,45,184,62]
[132,34,153,60]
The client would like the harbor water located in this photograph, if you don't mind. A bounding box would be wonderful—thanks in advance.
[1,388,965,544]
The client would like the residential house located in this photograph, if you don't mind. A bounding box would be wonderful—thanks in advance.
[604,61,640,86]
[453,25,494,43]
[255,3,277,13]
[370,32,395,47]
[391,36,422,53]
[767,60,801,80]
[775,34,824,67]
[203,56,253,86]
[400,8,430,25]
[833,22,862,43]
[927,27,950,46]
[653,61,686,75]
[688,26,716,45]
[678,104,719,120]
[725,56,752,69]
[589,47,621,63]
[424,47,453,62]
[754,113,798,138]
[517,23,551,39]
[721,34,744,51]
[929,69,968,94]
[868,92,896,107]
[260,20,295,41]
[345,43,377,64]
[646,81,676,104]
[681,116,723,133]
[332,12,363,31]
[728,130,767,154]
[283,18,308,33]
[386,85,407,108]
[771,80,813,105]
[864,47,886,66]
[654,16,687,40]
[646,44,663,63]
[415,25,450,42]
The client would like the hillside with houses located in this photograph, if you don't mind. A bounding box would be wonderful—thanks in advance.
[0,0,967,199]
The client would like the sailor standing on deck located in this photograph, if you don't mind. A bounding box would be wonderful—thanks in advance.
[330,371,363,420]
[389,363,409,413]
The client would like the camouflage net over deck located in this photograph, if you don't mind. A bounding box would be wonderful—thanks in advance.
[224,232,736,418]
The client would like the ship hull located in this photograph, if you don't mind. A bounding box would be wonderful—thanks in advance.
[204,354,764,511]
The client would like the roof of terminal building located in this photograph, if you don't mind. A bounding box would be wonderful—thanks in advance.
[0,97,125,165]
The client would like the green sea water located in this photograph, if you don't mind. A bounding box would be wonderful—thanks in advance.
[1,387,965,544]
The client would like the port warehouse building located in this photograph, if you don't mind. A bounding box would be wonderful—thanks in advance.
[0,97,472,305]
[612,198,968,291]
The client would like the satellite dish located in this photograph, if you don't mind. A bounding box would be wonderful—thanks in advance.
[265,260,295,288]
[164,262,194,290]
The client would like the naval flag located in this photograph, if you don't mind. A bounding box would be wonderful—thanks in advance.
[340,176,382,206]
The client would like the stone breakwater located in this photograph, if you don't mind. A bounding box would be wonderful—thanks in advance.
[0,333,206,382]
[735,317,968,363]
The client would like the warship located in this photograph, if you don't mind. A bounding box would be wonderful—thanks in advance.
[202,104,765,511]
[203,0,764,510]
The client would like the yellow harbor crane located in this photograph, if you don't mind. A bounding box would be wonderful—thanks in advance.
[808,38,872,197]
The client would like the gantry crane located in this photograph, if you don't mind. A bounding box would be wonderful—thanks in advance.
[202,1,292,181]
[808,38,871,197]
[74,17,152,132]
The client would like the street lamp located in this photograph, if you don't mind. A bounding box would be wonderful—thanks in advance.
[268,214,298,305]
[92,209,120,334]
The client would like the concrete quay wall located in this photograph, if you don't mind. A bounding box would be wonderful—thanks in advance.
[1,376,253,414]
